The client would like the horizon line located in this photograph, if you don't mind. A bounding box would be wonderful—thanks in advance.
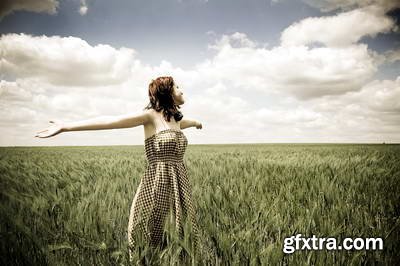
[1,142,399,148]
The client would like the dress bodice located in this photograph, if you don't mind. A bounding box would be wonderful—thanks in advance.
[144,129,188,165]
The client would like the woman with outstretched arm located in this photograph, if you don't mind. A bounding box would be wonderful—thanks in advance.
[35,76,202,263]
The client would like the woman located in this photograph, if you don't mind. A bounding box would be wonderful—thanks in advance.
[35,76,203,263]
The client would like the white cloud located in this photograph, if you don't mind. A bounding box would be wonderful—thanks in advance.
[230,77,400,142]
[202,33,378,99]
[281,5,395,47]
[79,0,88,15]
[301,0,400,13]
[0,0,59,19]
[208,32,259,50]
[348,77,400,113]
[382,49,400,63]
[310,77,400,140]
[79,6,88,16]
[0,34,138,86]
[0,80,33,102]
[184,75,400,143]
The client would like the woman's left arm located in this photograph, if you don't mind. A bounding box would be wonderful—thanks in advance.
[180,119,202,130]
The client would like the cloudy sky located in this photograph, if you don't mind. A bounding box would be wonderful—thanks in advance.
[0,0,399,146]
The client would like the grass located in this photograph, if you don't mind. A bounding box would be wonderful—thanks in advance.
[0,144,399,265]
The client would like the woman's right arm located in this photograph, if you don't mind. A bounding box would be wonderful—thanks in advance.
[62,110,151,132]
[35,110,151,138]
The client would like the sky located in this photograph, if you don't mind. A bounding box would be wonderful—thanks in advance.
[0,0,399,146]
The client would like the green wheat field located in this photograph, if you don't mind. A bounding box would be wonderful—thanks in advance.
[1,144,399,265]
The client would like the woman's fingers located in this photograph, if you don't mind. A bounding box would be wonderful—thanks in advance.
[35,125,62,138]
[35,131,45,136]
[36,133,50,138]
[35,122,63,138]
[36,129,48,134]
[35,128,52,137]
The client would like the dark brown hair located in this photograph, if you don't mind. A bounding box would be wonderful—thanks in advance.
[143,76,183,122]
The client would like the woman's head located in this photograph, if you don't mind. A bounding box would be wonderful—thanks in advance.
[144,76,184,122]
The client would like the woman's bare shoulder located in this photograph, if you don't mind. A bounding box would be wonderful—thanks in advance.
[143,108,153,115]
[143,108,158,123]
[145,108,156,118]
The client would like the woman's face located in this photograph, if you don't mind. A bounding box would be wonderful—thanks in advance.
[172,83,185,105]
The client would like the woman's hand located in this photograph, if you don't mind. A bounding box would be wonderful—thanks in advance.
[195,121,202,129]
[35,120,64,138]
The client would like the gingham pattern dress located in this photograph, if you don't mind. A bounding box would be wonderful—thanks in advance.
[127,128,199,255]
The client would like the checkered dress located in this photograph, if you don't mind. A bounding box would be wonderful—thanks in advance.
[127,128,199,256]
